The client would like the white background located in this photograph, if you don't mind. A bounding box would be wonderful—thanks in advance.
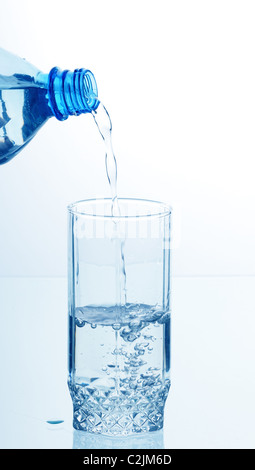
[1,0,255,277]
[1,1,255,450]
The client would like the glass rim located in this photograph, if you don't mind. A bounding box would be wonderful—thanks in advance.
[67,197,172,220]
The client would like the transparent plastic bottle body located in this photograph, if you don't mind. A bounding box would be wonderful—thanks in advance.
[0,48,98,164]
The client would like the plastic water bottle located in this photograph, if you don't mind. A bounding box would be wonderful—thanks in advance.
[0,48,98,165]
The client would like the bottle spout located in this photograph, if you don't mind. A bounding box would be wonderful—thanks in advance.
[47,67,99,121]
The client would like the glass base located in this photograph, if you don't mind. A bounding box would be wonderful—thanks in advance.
[73,409,164,436]
[70,375,170,436]
[71,383,170,436]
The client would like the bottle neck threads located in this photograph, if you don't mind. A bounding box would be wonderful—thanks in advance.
[47,67,99,121]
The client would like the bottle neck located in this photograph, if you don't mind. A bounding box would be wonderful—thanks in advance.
[46,67,99,121]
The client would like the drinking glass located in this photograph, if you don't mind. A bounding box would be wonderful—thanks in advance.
[68,198,171,436]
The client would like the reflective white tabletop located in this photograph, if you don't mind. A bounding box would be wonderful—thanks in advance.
[0,277,254,449]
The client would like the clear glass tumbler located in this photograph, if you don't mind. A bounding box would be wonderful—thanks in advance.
[68,198,171,436]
